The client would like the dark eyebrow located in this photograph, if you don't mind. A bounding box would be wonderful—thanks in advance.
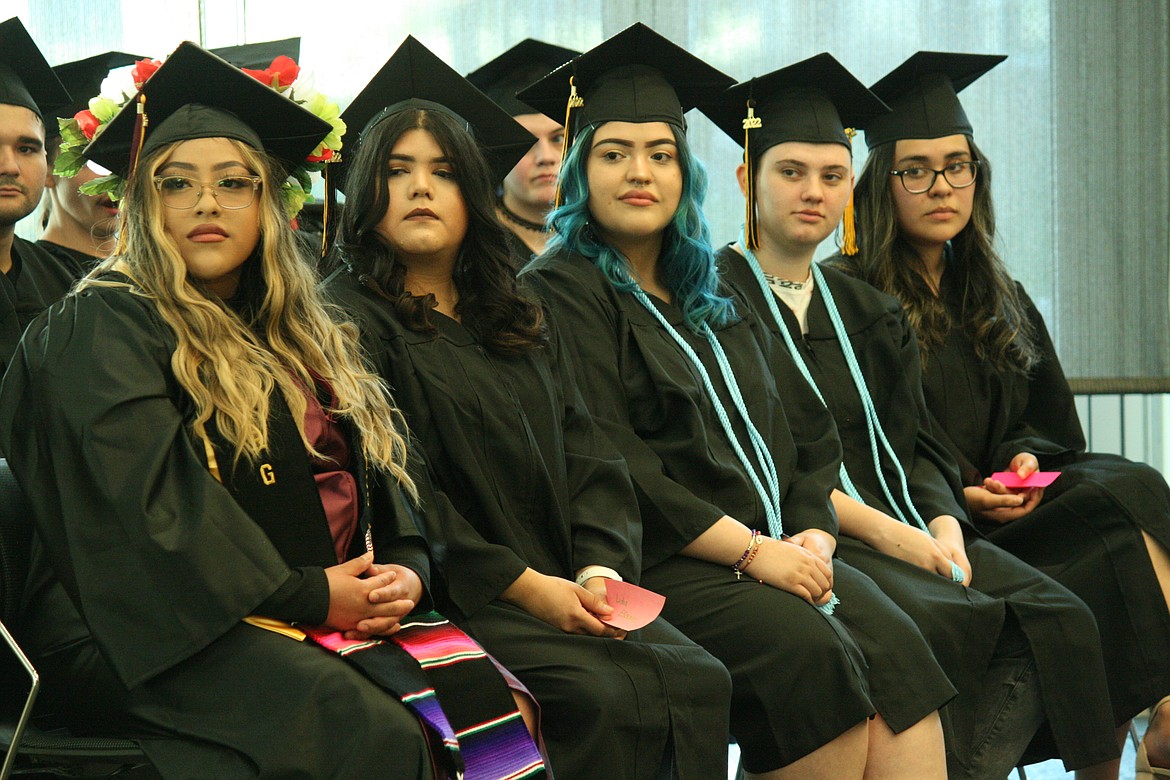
[158,160,252,174]
[17,136,43,149]
[895,151,971,166]
[388,154,453,164]
[592,138,677,149]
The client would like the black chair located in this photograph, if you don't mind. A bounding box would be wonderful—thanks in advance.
[0,457,156,779]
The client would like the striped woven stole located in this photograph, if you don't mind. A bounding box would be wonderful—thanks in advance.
[305,611,546,780]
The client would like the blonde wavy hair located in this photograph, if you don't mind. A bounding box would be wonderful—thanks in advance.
[80,137,416,497]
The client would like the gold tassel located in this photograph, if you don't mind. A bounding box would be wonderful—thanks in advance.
[128,93,148,178]
[742,100,762,250]
[842,127,858,256]
[201,435,222,483]
[553,76,584,210]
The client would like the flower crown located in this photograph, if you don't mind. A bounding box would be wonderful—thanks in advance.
[53,55,345,218]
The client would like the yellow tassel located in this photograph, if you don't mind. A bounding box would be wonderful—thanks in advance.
[842,127,858,256]
[553,76,584,210]
[742,100,762,250]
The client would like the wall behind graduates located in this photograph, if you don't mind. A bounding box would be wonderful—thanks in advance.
[9,0,1168,380]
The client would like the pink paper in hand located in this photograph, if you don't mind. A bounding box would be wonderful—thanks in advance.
[990,471,1061,489]
[601,580,665,632]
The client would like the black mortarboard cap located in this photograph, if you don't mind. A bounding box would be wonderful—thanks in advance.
[516,22,734,136]
[0,17,70,120]
[83,41,330,176]
[337,35,535,190]
[705,53,889,152]
[211,37,301,70]
[52,51,145,124]
[862,51,1006,149]
[466,39,580,116]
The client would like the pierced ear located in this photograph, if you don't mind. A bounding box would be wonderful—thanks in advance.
[735,163,748,196]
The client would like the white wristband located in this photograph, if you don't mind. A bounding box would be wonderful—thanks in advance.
[575,566,623,587]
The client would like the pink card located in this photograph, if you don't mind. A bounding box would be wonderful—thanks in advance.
[990,471,1061,489]
[602,580,665,632]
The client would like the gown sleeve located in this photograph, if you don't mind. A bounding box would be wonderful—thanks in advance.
[0,285,295,688]
[988,285,1086,470]
[733,289,842,538]
[546,311,643,580]
[523,256,734,562]
[890,306,969,520]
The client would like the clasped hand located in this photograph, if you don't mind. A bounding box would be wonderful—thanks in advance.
[325,551,423,640]
[742,532,836,606]
[501,568,626,639]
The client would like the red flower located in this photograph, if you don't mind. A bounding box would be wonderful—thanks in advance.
[74,109,101,140]
[243,56,301,90]
[131,58,162,89]
[306,147,334,163]
[268,55,299,87]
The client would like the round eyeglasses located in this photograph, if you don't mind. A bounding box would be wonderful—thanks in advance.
[152,175,262,210]
[888,161,980,194]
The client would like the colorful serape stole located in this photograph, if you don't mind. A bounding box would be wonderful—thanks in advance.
[305,611,546,780]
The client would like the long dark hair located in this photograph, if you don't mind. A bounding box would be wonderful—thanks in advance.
[333,107,545,354]
[842,137,1039,373]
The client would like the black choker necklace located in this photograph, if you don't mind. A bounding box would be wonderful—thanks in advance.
[762,271,812,291]
[499,200,549,233]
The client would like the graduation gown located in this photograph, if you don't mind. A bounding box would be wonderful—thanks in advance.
[720,247,1118,770]
[0,279,440,778]
[35,239,101,281]
[0,236,78,379]
[919,273,1170,723]
[323,265,732,780]
[522,248,955,773]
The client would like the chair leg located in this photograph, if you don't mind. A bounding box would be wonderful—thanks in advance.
[0,617,40,780]
[1015,765,1028,780]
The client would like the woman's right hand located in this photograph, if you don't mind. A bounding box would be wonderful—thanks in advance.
[742,536,835,606]
[964,484,1041,523]
[324,552,416,635]
[501,568,621,637]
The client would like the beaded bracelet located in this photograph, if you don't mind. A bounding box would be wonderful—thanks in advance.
[733,530,765,581]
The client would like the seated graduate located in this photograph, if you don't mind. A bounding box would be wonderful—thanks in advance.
[838,51,1170,780]
[38,51,141,275]
[0,42,546,779]
[322,36,731,779]
[467,39,580,263]
[706,53,1119,778]
[519,23,956,780]
[0,18,77,379]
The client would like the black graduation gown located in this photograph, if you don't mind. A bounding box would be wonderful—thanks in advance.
[719,247,1118,770]
[522,248,956,773]
[920,274,1170,723]
[0,281,437,778]
[323,266,732,780]
[35,239,101,280]
[0,236,78,379]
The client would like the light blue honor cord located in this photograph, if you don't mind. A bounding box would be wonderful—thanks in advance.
[624,276,840,613]
[739,234,964,584]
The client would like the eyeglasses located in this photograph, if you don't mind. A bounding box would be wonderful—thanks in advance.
[888,161,980,194]
[152,175,262,210]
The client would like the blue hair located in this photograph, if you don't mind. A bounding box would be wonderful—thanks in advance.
[545,123,735,332]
